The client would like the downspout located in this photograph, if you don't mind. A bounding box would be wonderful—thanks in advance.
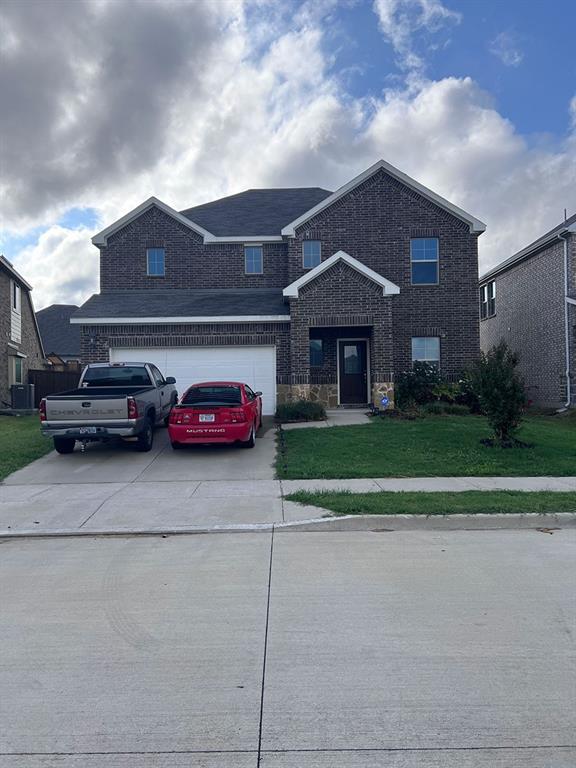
[558,231,572,407]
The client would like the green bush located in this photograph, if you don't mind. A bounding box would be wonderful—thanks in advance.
[470,341,527,443]
[396,362,441,409]
[423,402,470,416]
[275,400,326,422]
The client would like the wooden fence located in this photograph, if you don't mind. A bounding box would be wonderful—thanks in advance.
[28,369,81,407]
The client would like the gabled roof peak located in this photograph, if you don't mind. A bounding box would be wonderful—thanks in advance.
[281,159,486,236]
[283,250,401,298]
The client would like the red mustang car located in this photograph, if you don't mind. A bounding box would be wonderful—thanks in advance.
[168,381,262,449]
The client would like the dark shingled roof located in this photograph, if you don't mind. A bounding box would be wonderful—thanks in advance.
[74,289,288,319]
[180,188,332,236]
[36,304,81,356]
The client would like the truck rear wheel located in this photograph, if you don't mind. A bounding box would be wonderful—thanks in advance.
[54,437,76,454]
[136,419,154,452]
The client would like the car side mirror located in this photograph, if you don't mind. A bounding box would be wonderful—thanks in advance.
[254,391,262,397]
[165,377,176,384]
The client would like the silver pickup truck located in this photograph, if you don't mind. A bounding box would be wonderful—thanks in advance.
[40,362,178,454]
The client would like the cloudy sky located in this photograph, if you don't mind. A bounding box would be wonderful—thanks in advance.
[1,0,575,309]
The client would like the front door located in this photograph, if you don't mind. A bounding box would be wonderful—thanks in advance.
[338,340,368,404]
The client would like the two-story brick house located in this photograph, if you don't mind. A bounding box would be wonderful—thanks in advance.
[0,255,45,408]
[480,214,576,408]
[73,160,486,413]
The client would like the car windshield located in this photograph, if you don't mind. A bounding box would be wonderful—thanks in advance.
[81,366,152,387]
[182,386,242,406]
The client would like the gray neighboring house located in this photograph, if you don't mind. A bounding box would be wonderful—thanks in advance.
[36,304,81,364]
[73,159,486,414]
[479,213,576,408]
[0,255,45,408]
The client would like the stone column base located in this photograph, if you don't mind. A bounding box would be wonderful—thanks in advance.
[277,383,339,409]
[372,382,395,409]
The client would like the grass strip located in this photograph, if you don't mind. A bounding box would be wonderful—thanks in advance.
[0,415,51,482]
[285,490,576,516]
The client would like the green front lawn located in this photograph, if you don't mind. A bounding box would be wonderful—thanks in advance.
[0,415,51,481]
[277,414,576,479]
[286,490,576,516]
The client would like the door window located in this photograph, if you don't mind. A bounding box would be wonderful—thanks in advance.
[343,345,361,374]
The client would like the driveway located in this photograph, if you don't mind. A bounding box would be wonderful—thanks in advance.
[1,529,575,766]
[0,421,287,532]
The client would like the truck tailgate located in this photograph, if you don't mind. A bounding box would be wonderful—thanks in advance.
[45,396,129,422]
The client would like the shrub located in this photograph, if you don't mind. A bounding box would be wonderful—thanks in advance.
[396,362,441,409]
[431,381,461,403]
[456,370,482,413]
[275,400,326,422]
[423,402,470,416]
[470,341,527,443]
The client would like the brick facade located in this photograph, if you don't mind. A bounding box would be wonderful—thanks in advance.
[480,233,575,407]
[100,207,288,291]
[0,268,45,407]
[83,164,483,409]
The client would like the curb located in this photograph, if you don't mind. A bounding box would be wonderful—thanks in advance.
[2,513,575,539]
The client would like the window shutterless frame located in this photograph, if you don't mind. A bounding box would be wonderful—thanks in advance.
[411,337,440,368]
[302,240,321,270]
[480,280,495,319]
[410,238,439,285]
[245,245,263,274]
[146,248,165,277]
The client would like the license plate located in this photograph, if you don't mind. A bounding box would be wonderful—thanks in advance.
[79,426,97,435]
[199,414,215,423]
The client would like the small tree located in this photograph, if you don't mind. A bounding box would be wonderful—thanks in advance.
[471,341,527,444]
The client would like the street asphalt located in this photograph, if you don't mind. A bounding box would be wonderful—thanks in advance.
[1,529,575,767]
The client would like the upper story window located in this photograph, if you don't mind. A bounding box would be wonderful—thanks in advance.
[11,281,21,313]
[411,337,440,368]
[245,246,263,274]
[302,240,321,270]
[310,339,324,367]
[147,248,165,277]
[480,280,496,319]
[411,238,439,285]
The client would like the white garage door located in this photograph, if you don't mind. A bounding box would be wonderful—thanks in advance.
[110,346,277,415]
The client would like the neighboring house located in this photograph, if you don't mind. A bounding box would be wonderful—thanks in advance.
[0,255,45,407]
[479,213,576,408]
[36,304,81,367]
[73,159,486,414]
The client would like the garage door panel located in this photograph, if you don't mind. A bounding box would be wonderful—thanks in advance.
[110,346,277,414]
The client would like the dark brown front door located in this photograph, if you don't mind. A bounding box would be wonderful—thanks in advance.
[338,340,368,404]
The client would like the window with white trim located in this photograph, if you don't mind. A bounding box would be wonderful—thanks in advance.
[245,246,263,274]
[480,280,496,319]
[147,248,165,277]
[302,240,321,269]
[411,337,440,367]
[11,281,21,313]
[411,238,439,285]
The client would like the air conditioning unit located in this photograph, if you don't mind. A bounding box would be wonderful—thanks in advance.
[11,384,35,409]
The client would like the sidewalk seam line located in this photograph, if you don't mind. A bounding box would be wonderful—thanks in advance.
[257,525,275,766]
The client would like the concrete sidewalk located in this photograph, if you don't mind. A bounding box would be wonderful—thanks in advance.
[0,475,575,535]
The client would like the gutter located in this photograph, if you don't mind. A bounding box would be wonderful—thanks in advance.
[558,230,572,408]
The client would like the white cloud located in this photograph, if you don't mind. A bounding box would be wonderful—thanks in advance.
[373,0,461,72]
[489,31,523,67]
[2,0,575,308]
[14,226,99,310]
